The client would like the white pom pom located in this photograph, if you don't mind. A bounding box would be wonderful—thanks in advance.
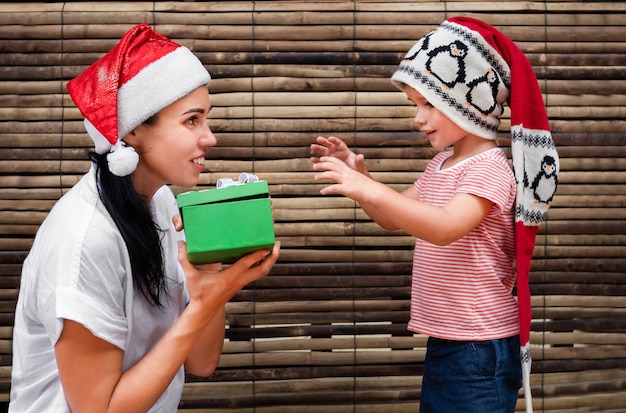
[107,145,139,177]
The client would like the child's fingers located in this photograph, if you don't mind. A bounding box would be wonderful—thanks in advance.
[310,143,326,155]
[326,136,347,149]
[355,153,366,171]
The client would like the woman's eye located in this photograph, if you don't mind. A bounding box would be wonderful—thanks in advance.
[186,116,198,125]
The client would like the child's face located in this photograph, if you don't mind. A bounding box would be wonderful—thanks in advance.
[403,85,470,150]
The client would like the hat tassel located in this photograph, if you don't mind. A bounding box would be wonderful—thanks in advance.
[107,140,139,177]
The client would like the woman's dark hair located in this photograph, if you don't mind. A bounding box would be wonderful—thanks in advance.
[88,133,168,307]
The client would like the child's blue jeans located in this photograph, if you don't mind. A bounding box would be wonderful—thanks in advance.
[420,335,522,413]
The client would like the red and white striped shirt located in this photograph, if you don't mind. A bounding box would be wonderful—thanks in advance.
[410,148,518,341]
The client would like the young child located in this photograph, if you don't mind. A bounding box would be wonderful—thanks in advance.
[10,24,280,412]
[311,17,558,413]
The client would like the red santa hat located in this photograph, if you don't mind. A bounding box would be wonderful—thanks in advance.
[67,24,211,176]
[392,16,559,412]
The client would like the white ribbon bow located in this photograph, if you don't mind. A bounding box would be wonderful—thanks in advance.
[216,172,259,188]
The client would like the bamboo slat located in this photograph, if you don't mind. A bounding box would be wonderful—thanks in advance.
[4,103,626,122]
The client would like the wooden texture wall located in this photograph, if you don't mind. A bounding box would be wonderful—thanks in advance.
[1,1,625,412]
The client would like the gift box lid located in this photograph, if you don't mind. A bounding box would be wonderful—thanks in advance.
[177,180,269,208]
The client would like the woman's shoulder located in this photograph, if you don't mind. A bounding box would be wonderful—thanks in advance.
[35,171,128,262]
[24,171,130,306]
[40,170,100,231]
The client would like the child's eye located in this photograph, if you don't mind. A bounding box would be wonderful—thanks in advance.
[424,101,434,108]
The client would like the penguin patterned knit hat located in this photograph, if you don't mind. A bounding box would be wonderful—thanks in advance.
[391,16,559,413]
[67,24,211,176]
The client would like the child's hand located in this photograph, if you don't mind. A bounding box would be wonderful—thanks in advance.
[312,155,376,203]
[310,136,367,175]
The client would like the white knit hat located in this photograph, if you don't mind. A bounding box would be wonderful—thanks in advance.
[391,18,510,140]
[67,24,211,176]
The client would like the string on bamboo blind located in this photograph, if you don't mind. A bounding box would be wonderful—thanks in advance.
[531,0,550,411]
[350,0,358,409]
[250,1,257,408]
[58,2,66,198]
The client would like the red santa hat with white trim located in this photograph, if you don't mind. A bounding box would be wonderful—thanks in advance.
[391,16,559,412]
[67,23,211,176]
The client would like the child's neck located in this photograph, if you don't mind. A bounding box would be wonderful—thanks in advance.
[442,135,498,169]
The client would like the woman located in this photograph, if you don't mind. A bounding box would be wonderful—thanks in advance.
[10,24,280,412]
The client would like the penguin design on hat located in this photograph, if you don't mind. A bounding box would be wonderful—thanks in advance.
[530,155,558,204]
[466,67,502,116]
[425,40,469,89]
[404,30,438,62]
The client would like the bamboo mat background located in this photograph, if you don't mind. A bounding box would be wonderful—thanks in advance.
[1,1,625,412]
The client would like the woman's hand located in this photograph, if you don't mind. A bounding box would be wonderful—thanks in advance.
[178,241,280,313]
[173,211,280,319]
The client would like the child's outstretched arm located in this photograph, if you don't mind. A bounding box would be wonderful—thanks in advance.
[313,155,493,245]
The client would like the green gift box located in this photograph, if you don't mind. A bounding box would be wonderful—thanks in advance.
[177,179,275,264]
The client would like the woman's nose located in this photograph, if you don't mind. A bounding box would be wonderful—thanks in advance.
[200,121,217,147]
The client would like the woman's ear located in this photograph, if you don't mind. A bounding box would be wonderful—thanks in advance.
[122,127,141,147]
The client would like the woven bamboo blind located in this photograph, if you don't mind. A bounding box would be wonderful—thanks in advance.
[1,1,625,412]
